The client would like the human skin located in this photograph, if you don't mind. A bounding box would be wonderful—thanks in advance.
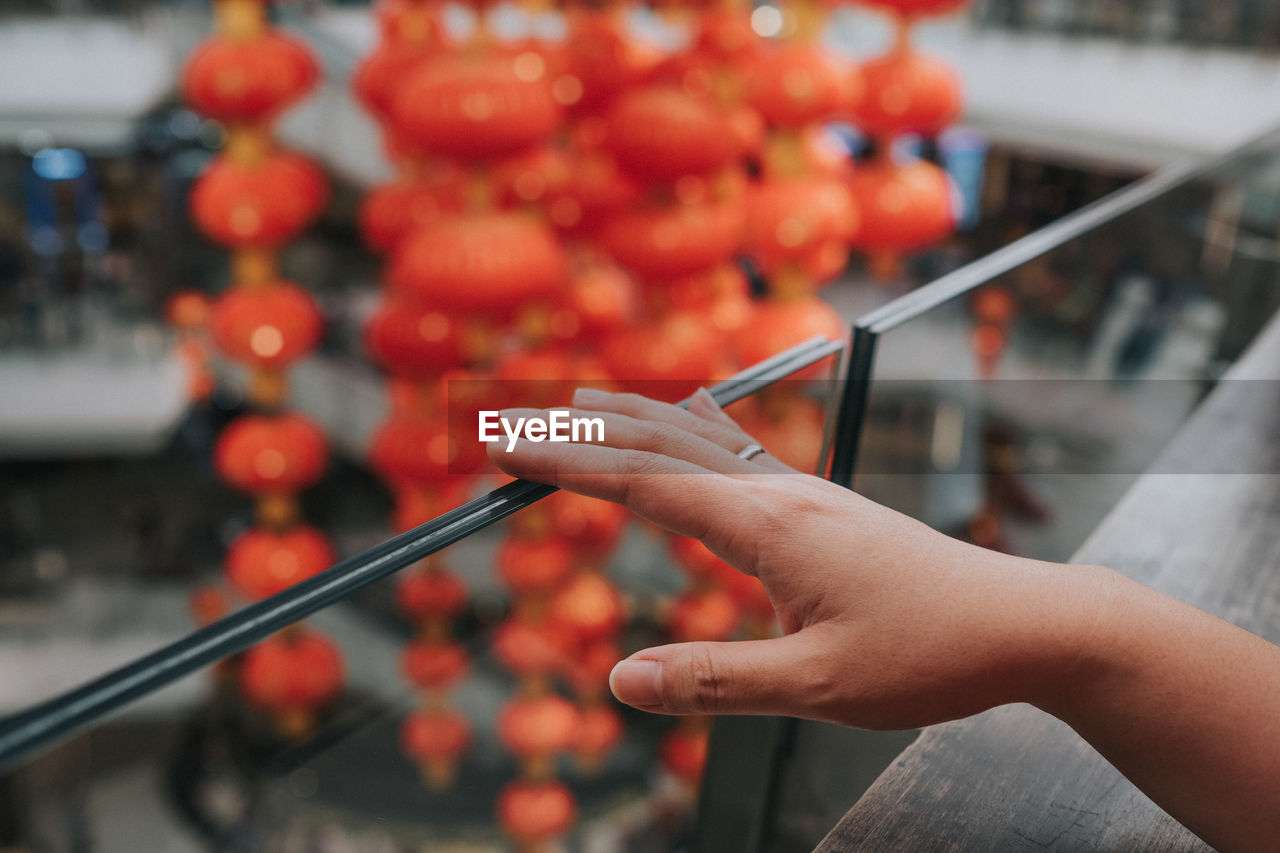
[488,387,1280,853]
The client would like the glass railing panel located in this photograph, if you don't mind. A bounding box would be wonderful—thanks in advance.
[854,139,1280,563]
[0,342,843,852]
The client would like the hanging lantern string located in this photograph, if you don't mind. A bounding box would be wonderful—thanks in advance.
[0,336,844,772]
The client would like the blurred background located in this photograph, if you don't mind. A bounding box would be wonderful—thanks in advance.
[2,1,1280,851]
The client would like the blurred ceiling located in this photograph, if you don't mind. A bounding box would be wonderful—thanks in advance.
[6,6,1280,170]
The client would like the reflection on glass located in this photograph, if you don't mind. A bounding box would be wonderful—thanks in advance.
[856,143,1280,563]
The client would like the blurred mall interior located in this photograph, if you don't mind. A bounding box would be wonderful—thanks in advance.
[1,0,1280,851]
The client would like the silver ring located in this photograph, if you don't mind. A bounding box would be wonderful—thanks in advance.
[736,442,766,461]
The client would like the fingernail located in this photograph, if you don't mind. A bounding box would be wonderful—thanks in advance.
[694,387,723,411]
[609,659,663,708]
[573,387,608,407]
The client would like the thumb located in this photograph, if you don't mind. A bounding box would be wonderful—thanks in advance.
[609,634,817,716]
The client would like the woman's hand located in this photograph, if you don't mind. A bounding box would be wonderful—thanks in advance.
[488,387,1112,729]
[491,387,1280,852]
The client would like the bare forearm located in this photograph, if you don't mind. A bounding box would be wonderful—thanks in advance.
[1034,567,1280,853]
[487,389,1280,850]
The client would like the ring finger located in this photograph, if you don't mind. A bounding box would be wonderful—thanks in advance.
[496,406,767,477]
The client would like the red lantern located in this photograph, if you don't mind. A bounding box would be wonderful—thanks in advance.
[369,416,452,486]
[694,8,758,59]
[214,413,328,495]
[973,286,1016,325]
[437,366,504,414]
[744,176,858,278]
[375,0,446,46]
[669,586,739,642]
[550,571,624,643]
[661,725,709,783]
[566,351,615,388]
[494,346,577,410]
[396,567,469,622]
[354,43,431,124]
[497,780,577,845]
[391,51,561,159]
[606,87,737,182]
[183,32,319,123]
[548,490,627,556]
[492,145,572,208]
[190,151,328,250]
[442,380,509,471]
[210,281,323,370]
[497,693,580,760]
[597,198,744,280]
[239,631,344,716]
[548,149,643,234]
[726,102,768,159]
[601,311,725,400]
[189,585,229,626]
[654,264,752,334]
[732,297,844,381]
[166,290,212,330]
[358,178,461,253]
[565,639,622,696]
[562,12,655,114]
[496,535,575,596]
[390,481,468,533]
[402,639,470,690]
[551,261,638,342]
[848,159,956,255]
[494,616,572,677]
[226,525,334,600]
[741,46,851,128]
[389,212,566,315]
[401,708,472,767]
[851,49,961,140]
[364,298,467,379]
[577,704,623,761]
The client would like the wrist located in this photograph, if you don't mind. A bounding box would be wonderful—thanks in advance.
[1021,562,1136,719]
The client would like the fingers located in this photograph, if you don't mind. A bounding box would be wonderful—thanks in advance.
[496,406,765,476]
[609,633,822,716]
[573,387,796,474]
[489,437,770,543]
